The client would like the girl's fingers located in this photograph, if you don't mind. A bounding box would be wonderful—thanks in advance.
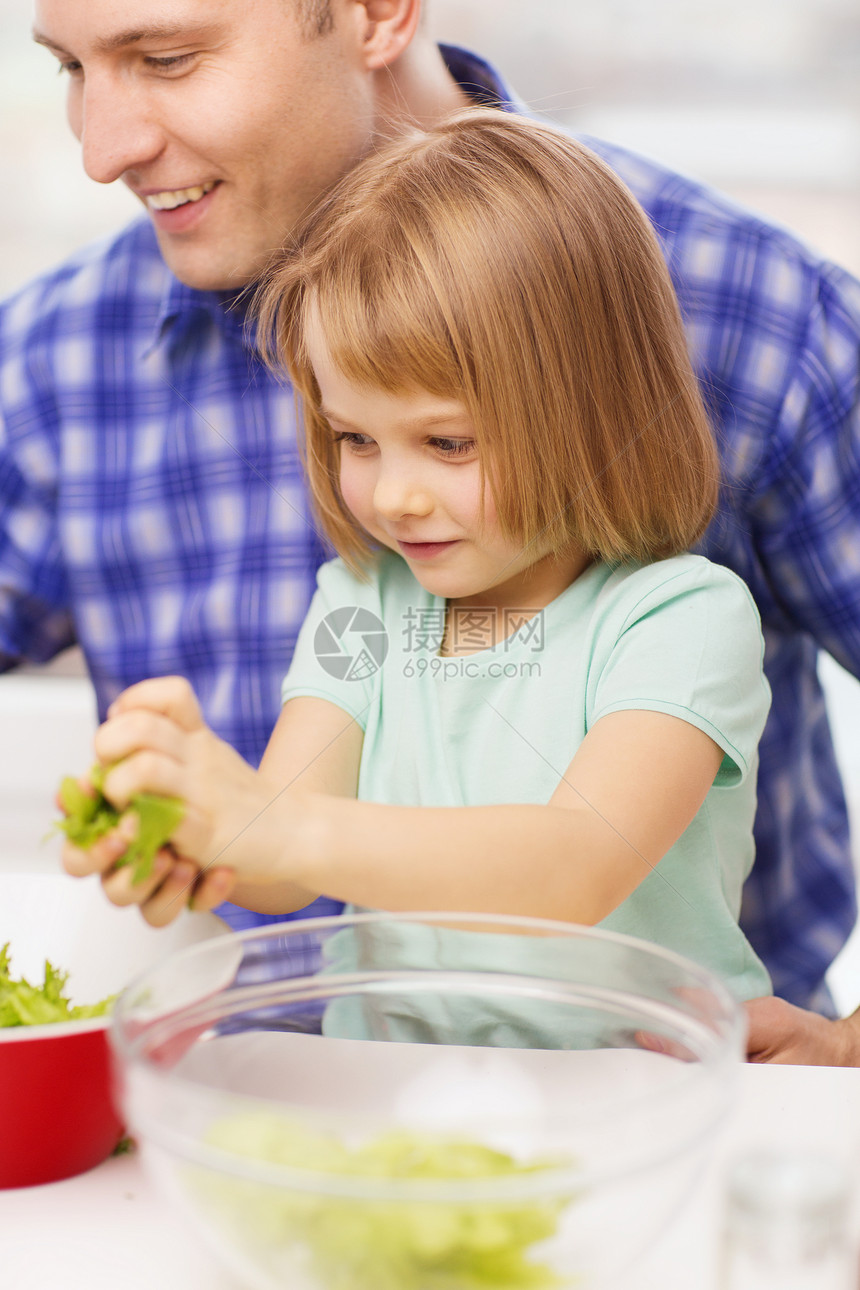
[101,751,186,811]
[100,849,177,909]
[107,677,204,731]
[85,840,232,927]
[188,865,235,912]
[133,858,233,927]
[95,708,190,771]
[61,826,132,878]
[134,858,203,928]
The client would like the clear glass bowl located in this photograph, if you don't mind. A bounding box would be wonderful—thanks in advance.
[110,912,745,1288]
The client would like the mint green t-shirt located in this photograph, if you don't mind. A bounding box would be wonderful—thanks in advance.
[281,550,772,1033]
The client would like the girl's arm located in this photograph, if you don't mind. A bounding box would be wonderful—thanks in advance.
[79,677,723,925]
[283,707,723,921]
[230,695,364,914]
[61,679,364,925]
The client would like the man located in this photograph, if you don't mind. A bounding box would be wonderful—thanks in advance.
[3,0,860,1057]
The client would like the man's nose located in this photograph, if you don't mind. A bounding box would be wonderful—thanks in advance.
[75,77,165,185]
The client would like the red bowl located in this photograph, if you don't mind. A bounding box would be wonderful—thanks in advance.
[0,872,230,1190]
[0,1016,124,1188]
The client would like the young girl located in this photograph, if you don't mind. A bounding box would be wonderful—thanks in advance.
[66,110,772,1016]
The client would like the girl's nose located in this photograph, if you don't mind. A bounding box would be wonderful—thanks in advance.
[372,470,434,521]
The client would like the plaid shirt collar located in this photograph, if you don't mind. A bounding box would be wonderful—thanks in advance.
[150,275,252,356]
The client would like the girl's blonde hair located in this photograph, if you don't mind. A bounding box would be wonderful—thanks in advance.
[256,109,718,570]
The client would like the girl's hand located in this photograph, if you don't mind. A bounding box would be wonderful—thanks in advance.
[58,741,236,925]
[61,676,287,924]
[94,676,279,869]
[62,829,235,927]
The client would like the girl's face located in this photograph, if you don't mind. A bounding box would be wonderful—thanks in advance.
[306,315,586,611]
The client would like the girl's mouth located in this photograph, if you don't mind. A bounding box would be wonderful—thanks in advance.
[397,540,460,561]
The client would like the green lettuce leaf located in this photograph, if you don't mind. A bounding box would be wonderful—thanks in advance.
[0,942,115,1028]
[194,1113,579,1289]
[54,764,184,884]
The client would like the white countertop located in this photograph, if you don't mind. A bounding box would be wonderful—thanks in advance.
[2,1063,858,1289]
[3,671,860,1286]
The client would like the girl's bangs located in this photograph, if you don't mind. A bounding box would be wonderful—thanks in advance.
[308,241,467,402]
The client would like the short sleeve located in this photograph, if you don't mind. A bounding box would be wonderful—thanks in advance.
[280,557,383,728]
[589,559,771,786]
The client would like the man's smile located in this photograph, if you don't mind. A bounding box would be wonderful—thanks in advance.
[143,180,218,211]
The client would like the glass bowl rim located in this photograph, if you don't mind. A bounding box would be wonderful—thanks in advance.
[112,908,746,1032]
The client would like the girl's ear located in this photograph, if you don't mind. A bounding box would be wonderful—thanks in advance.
[351,0,422,71]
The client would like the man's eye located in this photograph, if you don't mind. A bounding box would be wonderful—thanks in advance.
[143,53,196,72]
[57,59,83,76]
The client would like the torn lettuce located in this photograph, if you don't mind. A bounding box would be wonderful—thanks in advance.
[195,1113,577,1289]
[55,764,184,884]
[0,942,115,1027]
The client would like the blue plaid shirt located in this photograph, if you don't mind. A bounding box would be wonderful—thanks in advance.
[1,48,859,1010]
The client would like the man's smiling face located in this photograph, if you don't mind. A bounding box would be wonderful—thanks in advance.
[33,0,379,290]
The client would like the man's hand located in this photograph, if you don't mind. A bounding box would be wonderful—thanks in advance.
[745,995,860,1066]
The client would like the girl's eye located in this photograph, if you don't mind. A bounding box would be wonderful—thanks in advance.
[431,438,476,458]
[333,431,375,452]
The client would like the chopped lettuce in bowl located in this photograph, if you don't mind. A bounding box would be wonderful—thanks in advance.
[187,1113,577,1290]
[0,942,114,1028]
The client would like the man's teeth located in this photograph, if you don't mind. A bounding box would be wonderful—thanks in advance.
[147,181,216,211]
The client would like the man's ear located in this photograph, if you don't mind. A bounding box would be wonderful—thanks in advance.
[352,0,422,71]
